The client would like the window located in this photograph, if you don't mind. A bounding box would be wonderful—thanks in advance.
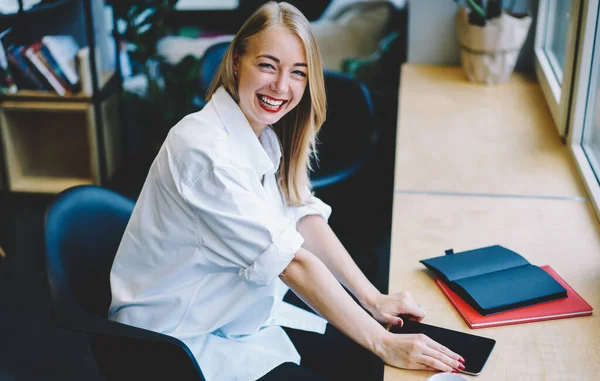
[582,34,600,176]
[544,0,570,82]
[535,0,581,136]
[175,0,239,10]
[568,0,600,218]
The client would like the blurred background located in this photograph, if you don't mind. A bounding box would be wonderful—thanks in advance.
[0,0,544,379]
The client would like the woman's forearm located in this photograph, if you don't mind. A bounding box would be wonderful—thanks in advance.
[296,215,381,311]
[279,247,463,373]
[279,247,388,356]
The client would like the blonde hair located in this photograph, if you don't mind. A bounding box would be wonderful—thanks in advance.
[207,1,326,206]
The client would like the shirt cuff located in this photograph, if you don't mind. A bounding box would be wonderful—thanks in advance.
[294,196,332,224]
[239,227,304,286]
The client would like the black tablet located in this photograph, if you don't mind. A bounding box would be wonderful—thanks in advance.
[390,319,496,375]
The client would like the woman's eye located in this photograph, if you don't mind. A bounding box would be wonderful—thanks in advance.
[258,63,275,70]
[293,70,307,78]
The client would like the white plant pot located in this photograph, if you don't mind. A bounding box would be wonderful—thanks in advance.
[455,7,532,85]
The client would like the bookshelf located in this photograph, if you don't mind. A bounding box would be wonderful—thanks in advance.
[0,0,122,193]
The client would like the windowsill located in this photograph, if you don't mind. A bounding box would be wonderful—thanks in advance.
[385,64,600,381]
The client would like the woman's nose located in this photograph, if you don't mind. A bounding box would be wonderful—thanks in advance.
[270,73,288,94]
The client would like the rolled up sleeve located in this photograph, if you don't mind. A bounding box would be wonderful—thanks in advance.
[293,193,332,224]
[183,165,304,286]
[239,227,303,285]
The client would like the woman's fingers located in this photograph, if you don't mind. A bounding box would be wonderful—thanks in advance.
[383,332,465,374]
[381,312,403,326]
[405,303,426,320]
[419,357,455,373]
[410,362,439,372]
[395,291,426,320]
[425,336,464,363]
[420,344,462,372]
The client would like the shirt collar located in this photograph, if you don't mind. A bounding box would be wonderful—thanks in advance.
[211,87,281,176]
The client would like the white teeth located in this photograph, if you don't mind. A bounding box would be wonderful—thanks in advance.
[259,95,284,107]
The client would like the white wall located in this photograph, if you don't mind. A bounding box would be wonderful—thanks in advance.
[407,0,539,72]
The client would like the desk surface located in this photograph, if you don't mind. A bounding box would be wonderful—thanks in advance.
[386,65,600,381]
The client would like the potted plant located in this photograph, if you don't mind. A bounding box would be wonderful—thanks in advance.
[454,0,532,84]
[108,0,202,151]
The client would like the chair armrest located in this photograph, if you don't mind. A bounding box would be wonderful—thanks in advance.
[52,304,176,342]
[51,305,205,380]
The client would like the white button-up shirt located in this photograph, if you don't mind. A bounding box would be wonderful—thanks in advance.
[109,87,331,381]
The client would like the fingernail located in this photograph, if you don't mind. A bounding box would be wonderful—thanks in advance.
[396,318,403,327]
[458,364,465,370]
[451,370,458,373]
[458,357,465,364]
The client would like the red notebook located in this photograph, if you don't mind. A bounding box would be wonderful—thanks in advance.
[436,265,593,329]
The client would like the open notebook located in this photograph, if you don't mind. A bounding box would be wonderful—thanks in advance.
[436,265,593,328]
[421,245,567,315]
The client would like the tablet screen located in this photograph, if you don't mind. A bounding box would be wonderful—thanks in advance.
[390,320,496,375]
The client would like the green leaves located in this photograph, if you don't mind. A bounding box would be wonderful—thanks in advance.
[454,0,505,26]
[108,0,178,64]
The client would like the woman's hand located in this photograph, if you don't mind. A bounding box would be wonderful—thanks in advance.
[376,330,465,373]
[366,291,426,327]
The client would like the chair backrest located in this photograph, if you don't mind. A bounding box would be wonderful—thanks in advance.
[45,185,204,380]
[199,41,231,101]
[45,185,134,318]
[311,71,378,188]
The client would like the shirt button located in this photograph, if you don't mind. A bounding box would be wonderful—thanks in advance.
[269,319,276,324]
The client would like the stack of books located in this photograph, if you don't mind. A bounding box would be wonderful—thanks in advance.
[1,35,81,96]
[421,245,593,329]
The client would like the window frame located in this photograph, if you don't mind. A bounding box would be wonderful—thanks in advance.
[534,0,581,137]
[568,0,600,219]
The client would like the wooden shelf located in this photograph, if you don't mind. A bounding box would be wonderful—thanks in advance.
[0,93,121,193]
[10,176,94,194]
[0,71,117,102]
[0,0,122,194]
[2,90,90,102]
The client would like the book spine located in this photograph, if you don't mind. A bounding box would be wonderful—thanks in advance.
[450,282,487,316]
[0,35,17,93]
[42,38,79,85]
[6,50,46,90]
[472,312,593,329]
[77,47,93,97]
[33,47,72,94]
[438,280,474,329]
[38,44,73,89]
[18,46,52,90]
[24,44,67,96]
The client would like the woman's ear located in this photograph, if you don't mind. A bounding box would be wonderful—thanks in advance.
[232,55,240,73]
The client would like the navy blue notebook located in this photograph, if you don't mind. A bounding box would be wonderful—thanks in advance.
[420,245,567,315]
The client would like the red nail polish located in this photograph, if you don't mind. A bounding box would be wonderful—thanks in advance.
[458,357,465,364]
[458,364,465,370]
[396,319,403,327]
[451,370,459,373]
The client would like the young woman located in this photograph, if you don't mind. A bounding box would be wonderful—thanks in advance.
[109,2,464,380]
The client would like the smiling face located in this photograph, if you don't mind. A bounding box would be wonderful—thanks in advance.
[233,26,308,136]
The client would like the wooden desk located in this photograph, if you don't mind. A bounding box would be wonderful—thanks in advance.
[386,65,600,381]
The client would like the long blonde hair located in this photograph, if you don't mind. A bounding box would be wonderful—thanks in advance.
[207,1,326,206]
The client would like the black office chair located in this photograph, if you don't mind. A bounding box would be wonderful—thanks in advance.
[198,41,231,106]
[311,71,378,188]
[44,185,204,381]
